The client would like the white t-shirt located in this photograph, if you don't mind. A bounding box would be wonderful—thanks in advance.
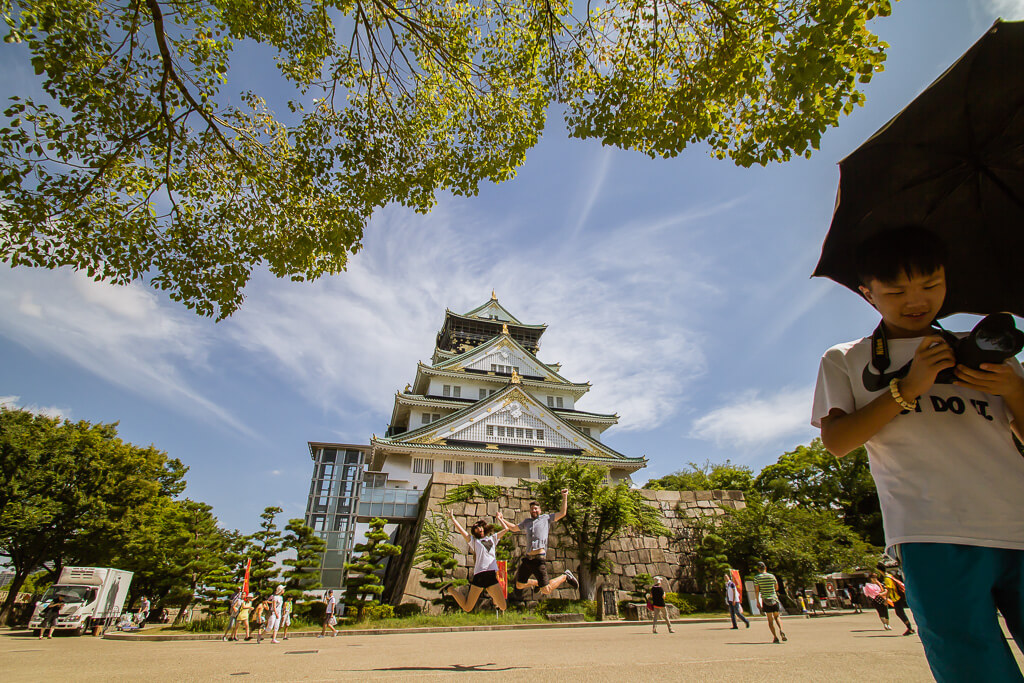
[812,334,1024,552]
[270,594,283,617]
[470,535,499,575]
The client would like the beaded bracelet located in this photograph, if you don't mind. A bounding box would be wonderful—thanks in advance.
[889,377,917,411]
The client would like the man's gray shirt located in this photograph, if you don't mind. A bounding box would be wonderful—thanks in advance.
[519,513,556,554]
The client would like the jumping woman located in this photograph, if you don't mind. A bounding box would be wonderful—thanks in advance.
[443,508,508,613]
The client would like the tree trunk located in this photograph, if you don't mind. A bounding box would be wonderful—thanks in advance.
[578,563,598,601]
[594,575,606,621]
[0,570,29,625]
[173,592,195,625]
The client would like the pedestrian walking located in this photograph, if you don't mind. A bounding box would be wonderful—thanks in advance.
[863,573,892,630]
[222,590,242,641]
[648,576,674,634]
[877,565,915,636]
[281,597,293,640]
[319,590,338,637]
[498,489,579,596]
[232,594,252,641]
[253,596,268,643]
[753,561,787,644]
[265,585,284,643]
[725,573,749,629]
[443,509,508,613]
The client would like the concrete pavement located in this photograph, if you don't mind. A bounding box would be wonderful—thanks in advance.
[2,612,1019,681]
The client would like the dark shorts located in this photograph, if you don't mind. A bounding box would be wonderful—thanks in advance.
[514,556,549,588]
[762,600,780,613]
[471,570,499,588]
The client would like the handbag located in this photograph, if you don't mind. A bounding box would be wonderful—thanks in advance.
[329,615,337,625]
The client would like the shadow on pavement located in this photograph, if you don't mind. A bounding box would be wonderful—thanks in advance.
[356,663,527,673]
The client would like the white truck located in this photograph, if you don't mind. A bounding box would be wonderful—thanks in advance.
[29,567,133,636]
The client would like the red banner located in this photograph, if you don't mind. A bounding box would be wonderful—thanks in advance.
[242,558,252,597]
[731,568,742,599]
[497,560,507,597]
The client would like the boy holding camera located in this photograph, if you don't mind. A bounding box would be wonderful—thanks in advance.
[811,227,1024,681]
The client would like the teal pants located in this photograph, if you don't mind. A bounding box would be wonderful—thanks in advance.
[901,543,1024,682]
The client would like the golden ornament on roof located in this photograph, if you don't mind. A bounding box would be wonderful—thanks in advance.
[502,323,509,334]
[491,290,498,300]
[511,369,521,384]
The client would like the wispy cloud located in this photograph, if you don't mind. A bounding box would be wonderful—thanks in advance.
[689,386,816,452]
[0,394,70,420]
[0,267,255,437]
[980,0,1024,20]
[570,147,614,239]
[229,195,740,434]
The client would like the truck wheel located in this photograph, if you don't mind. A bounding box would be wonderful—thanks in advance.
[73,625,85,636]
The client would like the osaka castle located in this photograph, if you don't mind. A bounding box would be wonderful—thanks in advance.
[370,293,647,485]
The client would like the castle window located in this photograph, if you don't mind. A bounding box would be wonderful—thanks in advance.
[443,460,453,473]
[455,461,466,474]
[474,462,494,476]
[537,429,544,440]
[443,385,451,397]
[486,425,494,436]
[413,458,434,474]
[581,427,591,436]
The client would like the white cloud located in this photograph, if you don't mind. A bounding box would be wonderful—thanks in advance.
[689,386,816,450]
[0,267,254,437]
[981,1,1024,20]
[228,196,734,433]
[0,394,69,420]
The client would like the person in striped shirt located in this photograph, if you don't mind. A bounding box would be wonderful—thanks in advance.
[753,561,787,644]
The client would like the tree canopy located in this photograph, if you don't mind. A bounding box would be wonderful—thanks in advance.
[1,0,893,318]
[753,439,882,546]
[644,459,755,493]
[535,458,667,599]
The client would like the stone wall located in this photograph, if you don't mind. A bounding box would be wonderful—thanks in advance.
[385,473,745,613]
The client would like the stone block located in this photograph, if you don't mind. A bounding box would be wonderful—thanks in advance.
[625,565,637,577]
[679,491,697,503]
[695,490,713,501]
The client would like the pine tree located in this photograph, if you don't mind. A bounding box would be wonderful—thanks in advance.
[170,500,229,624]
[343,518,401,621]
[414,513,463,609]
[281,518,326,602]
[245,506,283,599]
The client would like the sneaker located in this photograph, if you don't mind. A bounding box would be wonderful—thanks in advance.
[222,636,228,642]
[773,637,780,644]
[745,621,751,629]
[903,628,915,636]
[271,639,279,644]
[730,626,738,630]
[781,632,787,642]
[563,569,579,590]
[317,635,324,639]
[883,624,892,630]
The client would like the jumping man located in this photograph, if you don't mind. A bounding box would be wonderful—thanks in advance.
[498,488,579,596]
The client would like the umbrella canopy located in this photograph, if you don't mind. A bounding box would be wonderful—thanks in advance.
[814,19,1024,318]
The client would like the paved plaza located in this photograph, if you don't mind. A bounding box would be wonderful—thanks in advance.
[11,612,1016,682]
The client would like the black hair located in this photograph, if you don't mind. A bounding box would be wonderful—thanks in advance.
[471,520,494,536]
[855,226,947,286]
[529,501,540,508]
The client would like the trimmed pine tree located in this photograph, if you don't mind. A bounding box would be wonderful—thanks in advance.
[343,517,401,621]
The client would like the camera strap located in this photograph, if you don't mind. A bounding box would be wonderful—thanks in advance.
[869,321,958,376]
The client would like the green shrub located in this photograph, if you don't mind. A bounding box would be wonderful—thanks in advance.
[364,604,395,621]
[664,593,697,615]
[395,603,422,618]
[536,599,596,618]
[181,616,228,633]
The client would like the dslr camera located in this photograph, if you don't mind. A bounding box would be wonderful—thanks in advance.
[935,313,1024,384]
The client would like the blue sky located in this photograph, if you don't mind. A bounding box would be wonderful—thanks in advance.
[2,0,1021,534]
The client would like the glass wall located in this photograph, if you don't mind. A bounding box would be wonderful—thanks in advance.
[305,447,367,590]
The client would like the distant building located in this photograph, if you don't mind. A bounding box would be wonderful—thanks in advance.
[304,294,646,591]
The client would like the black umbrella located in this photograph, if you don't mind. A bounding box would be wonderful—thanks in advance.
[814,19,1024,318]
